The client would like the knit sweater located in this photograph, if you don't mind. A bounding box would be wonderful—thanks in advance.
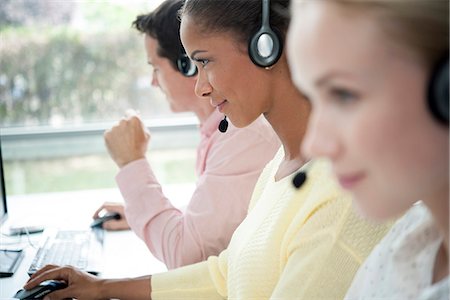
[118,112,280,269]
[151,148,392,299]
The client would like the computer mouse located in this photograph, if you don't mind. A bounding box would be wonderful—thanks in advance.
[90,211,121,228]
[14,280,67,299]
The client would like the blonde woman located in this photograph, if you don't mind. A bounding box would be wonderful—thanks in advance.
[288,0,449,298]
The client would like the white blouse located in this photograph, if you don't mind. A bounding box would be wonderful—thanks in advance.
[345,203,449,300]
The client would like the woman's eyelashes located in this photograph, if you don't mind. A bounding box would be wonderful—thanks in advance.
[328,86,359,104]
[193,57,210,68]
[150,64,159,75]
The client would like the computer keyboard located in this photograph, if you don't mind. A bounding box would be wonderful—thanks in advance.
[28,229,104,275]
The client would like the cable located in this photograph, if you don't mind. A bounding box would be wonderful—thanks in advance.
[0,228,38,249]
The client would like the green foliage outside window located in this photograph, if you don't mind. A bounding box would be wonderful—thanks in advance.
[0,1,197,195]
[0,0,170,128]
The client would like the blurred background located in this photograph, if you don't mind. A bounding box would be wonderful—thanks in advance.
[0,0,198,195]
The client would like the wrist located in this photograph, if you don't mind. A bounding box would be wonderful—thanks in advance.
[97,278,112,299]
[117,156,146,169]
[97,276,152,300]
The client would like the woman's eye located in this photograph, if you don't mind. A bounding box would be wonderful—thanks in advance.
[200,59,209,67]
[196,58,209,67]
[329,87,357,103]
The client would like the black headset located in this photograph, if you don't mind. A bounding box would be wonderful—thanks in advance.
[248,0,282,68]
[428,56,449,125]
[176,54,198,77]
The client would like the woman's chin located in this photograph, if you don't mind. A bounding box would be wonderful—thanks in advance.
[227,116,258,129]
[351,196,399,223]
[169,104,187,113]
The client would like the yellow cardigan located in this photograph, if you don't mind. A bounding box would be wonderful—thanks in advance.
[152,149,392,299]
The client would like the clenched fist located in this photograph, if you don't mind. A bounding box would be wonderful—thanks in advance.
[104,110,151,168]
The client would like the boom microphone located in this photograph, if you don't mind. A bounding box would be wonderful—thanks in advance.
[218,116,229,133]
[292,171,307,189]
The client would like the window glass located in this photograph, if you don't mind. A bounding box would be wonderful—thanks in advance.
[0,0,197,195]
[0,0,190,127]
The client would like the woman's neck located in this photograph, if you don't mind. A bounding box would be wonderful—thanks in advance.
[263,66,310,180]
[425,186,449,282]
[427,186,449,253]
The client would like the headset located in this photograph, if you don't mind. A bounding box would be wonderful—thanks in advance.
[428,56,449,125]
[176,54,198,77]
[248,0,282,68]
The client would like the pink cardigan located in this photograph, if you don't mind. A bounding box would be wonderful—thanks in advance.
[116,110,280,269]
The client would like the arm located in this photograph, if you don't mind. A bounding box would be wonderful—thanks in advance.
[151,251,228,300]
[120,122,279,269]
[99,276,152,300]
[24,265,152,300]
[271,190,391,299]
[92,113,148,232]
[24,247,232,299]
[271,199,359,299]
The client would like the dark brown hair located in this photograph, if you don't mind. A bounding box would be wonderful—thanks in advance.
[180,0,290,47]
[132,0,185,70]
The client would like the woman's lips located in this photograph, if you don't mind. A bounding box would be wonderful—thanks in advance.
[211,99,228,113]
[336,172,365,189]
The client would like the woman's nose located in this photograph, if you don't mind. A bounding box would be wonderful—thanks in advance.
[151,70,158,87]
[301,109,340,160]
[194,70,212,98]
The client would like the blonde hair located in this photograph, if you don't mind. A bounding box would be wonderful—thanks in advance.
[335,0,448,69]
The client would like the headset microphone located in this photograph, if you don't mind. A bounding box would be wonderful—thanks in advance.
[292,171,307,189]
[292,160,315,189]
[218,116,229,133]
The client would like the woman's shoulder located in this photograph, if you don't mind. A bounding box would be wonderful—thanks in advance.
[384,203,434,244]
[345,204,443,299]
[247,147,285,211]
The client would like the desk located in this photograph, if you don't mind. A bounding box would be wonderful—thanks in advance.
[0,184,194,299]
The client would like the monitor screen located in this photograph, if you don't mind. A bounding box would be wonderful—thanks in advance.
[0,135,7,225]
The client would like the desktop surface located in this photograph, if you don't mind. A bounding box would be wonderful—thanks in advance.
[0,187,180,299]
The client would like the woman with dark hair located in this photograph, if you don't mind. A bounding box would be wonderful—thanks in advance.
[93,0,280,270]
[23,1,390,298]
[288,0,448,298]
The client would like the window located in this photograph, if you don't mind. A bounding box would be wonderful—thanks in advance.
[0,0,197,195]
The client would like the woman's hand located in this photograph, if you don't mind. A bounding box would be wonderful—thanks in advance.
[25,265,153,300]
[25,265,104,300]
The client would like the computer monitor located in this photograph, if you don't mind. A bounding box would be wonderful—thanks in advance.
[0,134,8,226]
[0,135,45,236]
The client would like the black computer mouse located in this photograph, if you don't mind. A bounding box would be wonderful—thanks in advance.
[90,211,121,228]
[14,280,68,299]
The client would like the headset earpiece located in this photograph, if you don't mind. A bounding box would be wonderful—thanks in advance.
[176,54,198,77]
[428,56,449,125]
[248,0,282,68]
